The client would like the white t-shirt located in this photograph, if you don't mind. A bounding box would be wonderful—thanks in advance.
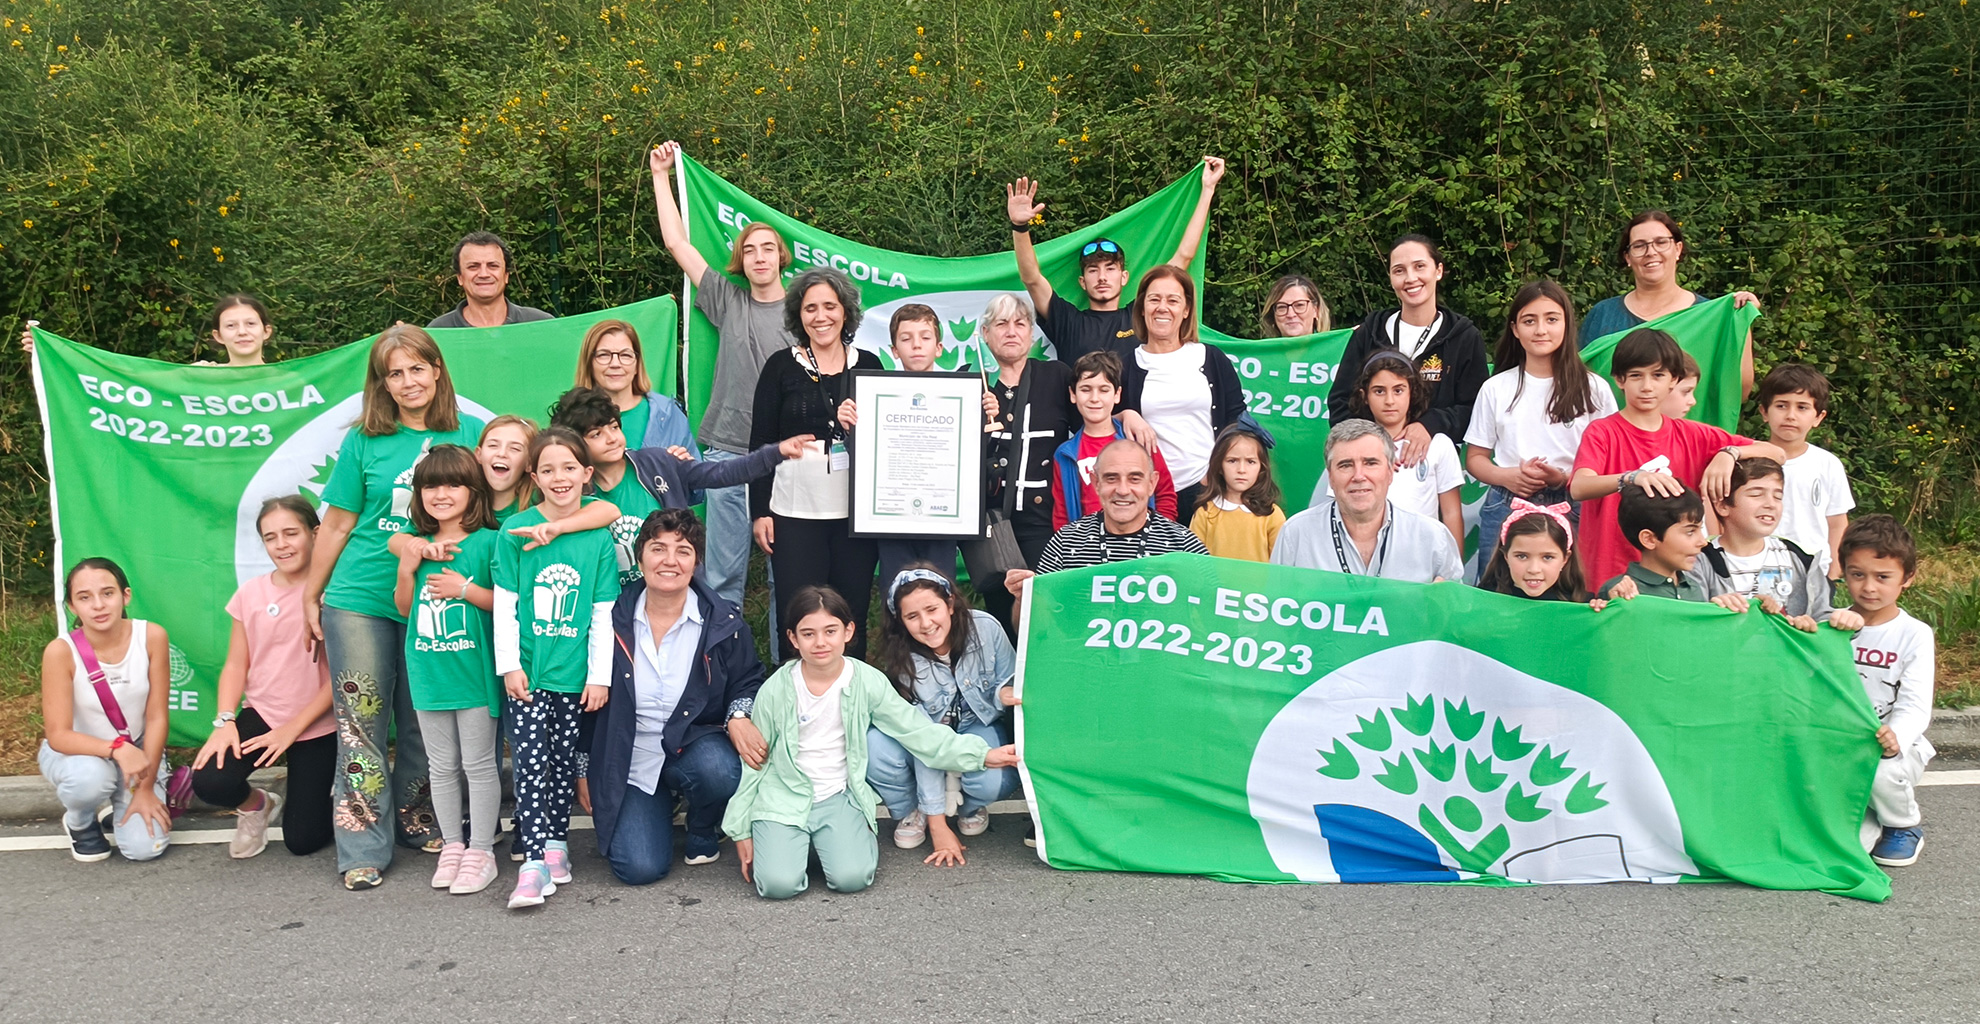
[1852,609,1935,753]
[1464,368,1617,476]
[793,661,853,802]
[1136,344,1214,488]
[1315,434,1462,524]
[62,622,152,743]
[1718,538,1802,603]
[1778,444,1854,569]
[1385,313,1444,360]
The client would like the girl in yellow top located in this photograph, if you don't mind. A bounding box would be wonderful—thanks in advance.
[1188,424,1286,562]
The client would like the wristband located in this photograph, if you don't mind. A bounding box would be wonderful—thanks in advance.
[109,734,129,753]
[1718,446,1740,461]
[1010,221,1032,233]
[1619,470,1639,489]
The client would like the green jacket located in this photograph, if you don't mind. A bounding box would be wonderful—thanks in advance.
[722,658,992,840]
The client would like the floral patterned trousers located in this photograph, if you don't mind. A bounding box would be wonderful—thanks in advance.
[322,606,438,874]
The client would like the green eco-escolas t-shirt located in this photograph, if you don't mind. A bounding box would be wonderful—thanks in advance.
[595,464,660,587]
[321,418,485,620]
[493,506,619,694]
[403,528,501,714]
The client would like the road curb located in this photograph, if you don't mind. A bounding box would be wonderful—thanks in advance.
[0,767,287,822]
[3,709,1976,821]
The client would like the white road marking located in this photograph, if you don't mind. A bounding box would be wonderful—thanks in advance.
[1919,769,1980,787]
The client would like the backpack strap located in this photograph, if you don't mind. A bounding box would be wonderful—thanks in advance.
[1701,545,1731,580]
[69,628,133,740]
[1777,537,1818,573]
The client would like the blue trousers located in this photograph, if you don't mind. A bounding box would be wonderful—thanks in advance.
[604,731,743,885]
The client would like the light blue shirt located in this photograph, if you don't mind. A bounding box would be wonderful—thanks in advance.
[629,591,703,794]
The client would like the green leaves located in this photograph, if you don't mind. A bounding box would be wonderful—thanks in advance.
[1529,746,1575,788]
[1373,754,1418,795]
[1315,740,1359,781]
[1443,698,1484,741]
[1504,783,1551,823]
[1347,710,1392,752]
[1413,739,1456,783]
[1565,774,1610,815]
[946,317,976,341]
[1394,693,1435,737]
[1491,720,1536,762]
[1463,751,1506,793]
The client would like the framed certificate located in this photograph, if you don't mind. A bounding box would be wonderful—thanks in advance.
[847,369,986,538]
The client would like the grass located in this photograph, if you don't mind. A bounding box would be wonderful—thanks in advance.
[1,539,1975,779]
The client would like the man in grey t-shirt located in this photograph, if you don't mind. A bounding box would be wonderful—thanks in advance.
[651,142,795,606]
[427,231,553,329]
[1272,419,1463,582]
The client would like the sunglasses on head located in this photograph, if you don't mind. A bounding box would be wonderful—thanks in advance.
[1081,240,1122,258]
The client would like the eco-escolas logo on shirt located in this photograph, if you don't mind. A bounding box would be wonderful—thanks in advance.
[531,563,585,638]
[609,514,645,585]
[1247,641,1696,884]
[415,584,475,652]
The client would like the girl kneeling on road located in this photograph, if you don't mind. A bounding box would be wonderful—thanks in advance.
[39,558,173,863]
[870,564,1020,867]
[724,585,1019,899]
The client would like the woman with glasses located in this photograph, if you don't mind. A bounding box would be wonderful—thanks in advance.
[1579,210,1757,396]
[574,319,699,457]
[1258,275,1332,337]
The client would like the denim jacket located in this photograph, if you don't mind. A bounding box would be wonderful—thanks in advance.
[896,610,1014,728]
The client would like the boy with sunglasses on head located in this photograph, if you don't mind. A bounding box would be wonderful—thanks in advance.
[1004,157,1227,364]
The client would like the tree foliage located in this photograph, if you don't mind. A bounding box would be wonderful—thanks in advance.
[1,0,1975,595]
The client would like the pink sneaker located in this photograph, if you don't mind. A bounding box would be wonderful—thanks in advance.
[450,849,499,895]
[544,844,573,885]
[431,842,467,889]
[507,861,555,909]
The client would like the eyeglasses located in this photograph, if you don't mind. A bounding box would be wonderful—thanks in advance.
[592,350,638,365]
[1081,240,1122,258]
[1272,299,1314,317]
[1627,236,1677,257]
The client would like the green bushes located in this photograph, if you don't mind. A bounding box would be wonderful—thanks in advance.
[1,0,1975,596]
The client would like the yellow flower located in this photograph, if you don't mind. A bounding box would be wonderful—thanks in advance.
[1073,30,1082,40]
[22,219,32,229]
[170,238,179,248]
[1053,9,1062,18]
[213,246,222,254]
[917,25,924,35]
[218,205,229,216]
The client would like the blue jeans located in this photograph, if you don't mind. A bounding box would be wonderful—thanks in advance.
[38,741,170,861]
[866,720,1016,818]
[321,605,435,873]
[604,731,743,885]
[701,449,757,605]
[1475,484,1577,575]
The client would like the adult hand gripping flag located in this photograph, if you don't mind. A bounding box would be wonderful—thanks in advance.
[1014,553,1890,901]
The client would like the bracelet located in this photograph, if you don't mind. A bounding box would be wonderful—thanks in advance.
[108,734,129,753]
[1719,446,1740,460]
[1010,221,1031,233]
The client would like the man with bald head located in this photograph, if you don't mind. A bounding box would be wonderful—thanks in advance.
[1272,418,1463,582]
[1006,439,1208,603]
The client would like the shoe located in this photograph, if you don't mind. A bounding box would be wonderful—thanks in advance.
[419,835,446,854]
[66,817,112,863]
[684,835,721,866]
[343,867,383,890]
[544,842,573,885]
[892,810,928,849]
[431,842,468,888]
[1023,820,1037,849]
[507,861,555,908]
[1871,825,1923,867]
[229,788,282,860]
[450,849,499,895]
[959,808,990,837]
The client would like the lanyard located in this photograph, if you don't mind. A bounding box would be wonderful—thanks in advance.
[795,344,848,442]
[1391,315,1435,358]
[1330,502,1393,576]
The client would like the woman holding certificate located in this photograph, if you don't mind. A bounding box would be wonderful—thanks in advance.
[749,267,879,659]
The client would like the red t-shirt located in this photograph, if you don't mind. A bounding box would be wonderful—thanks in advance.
[1051,429,1179,530]
[1572,413,1753,585]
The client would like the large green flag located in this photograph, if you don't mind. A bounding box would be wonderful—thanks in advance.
[1199,326,1353,517]
[1016,553,1889,901]
[1581,294,1760,432]
[673,154,1208,408]
[31,297,677,744]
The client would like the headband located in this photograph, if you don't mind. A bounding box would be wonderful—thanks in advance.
[1499,499,1574,550]
[886,568,953,614]
[1362,347,1417,374]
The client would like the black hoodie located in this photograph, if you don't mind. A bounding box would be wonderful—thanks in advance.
[1325,305,1490,443]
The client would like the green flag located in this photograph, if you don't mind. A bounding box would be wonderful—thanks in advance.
[1199,326,1353,517]
[1581,294,1760,432]
[1016,553,1889,901]
[673,154,1208,411]
[31,297,677,744]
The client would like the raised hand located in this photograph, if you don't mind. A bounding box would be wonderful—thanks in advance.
[1006,177,1045,226]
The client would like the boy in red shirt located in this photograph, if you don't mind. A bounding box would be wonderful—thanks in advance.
[1051,351,1178,528]
[1571,328,1783,585]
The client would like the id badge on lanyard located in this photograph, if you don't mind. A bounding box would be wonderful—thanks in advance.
[827,440,849,473]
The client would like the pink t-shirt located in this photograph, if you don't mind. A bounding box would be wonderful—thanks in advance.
[1572,413,1753,586]
[225,574,334,741]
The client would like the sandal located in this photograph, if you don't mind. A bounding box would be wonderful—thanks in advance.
[342,867,383,891]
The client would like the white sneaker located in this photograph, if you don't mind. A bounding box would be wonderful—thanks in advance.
[958,808,990,837]
[892,810,928,849]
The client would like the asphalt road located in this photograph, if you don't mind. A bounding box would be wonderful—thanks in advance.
[5,766,1977,1024]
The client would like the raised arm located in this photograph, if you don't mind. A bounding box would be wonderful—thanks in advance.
[651,142,712,285]
[1167,156,1227,269]
[1006,177,1057,315]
